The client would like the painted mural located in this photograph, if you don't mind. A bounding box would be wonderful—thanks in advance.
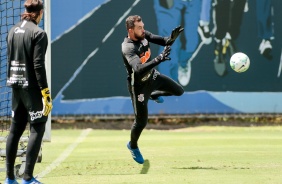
[51,0,282,115]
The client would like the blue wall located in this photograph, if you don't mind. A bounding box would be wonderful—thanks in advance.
[51,0,282,115]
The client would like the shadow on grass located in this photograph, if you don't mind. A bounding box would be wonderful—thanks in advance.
[140,159,150,174]
[173,166,218,170]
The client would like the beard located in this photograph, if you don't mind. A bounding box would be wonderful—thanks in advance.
[134,32,145,41]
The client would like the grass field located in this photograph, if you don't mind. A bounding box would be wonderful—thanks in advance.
[1,126,282,184]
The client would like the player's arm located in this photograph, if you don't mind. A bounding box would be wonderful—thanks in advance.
[129,56,159,76]
[6,33,12,64]
[122,44,171,76]
[33,31,48,89]
[145,31,167,46]
[33,31,52,116]
[165,25,184,46]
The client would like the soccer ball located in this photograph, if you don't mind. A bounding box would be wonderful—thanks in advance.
[230,52,250,73]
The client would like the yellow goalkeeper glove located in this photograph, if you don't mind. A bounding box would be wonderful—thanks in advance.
[41,88,53,116]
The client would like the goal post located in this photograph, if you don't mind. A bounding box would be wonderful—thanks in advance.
[43,0,51,142]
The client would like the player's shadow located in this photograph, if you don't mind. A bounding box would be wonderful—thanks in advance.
[140,159,150,174]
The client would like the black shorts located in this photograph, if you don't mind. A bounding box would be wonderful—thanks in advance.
[12,88,48,124]
[128,69,183,117]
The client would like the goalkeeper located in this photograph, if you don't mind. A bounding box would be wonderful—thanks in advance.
[121,15,184,164]
[4,0,52,184]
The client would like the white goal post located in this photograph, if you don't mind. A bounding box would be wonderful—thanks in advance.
[43,0,51,142]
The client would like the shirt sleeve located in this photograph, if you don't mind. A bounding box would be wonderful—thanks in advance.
[122,43,160,76]
[145,30,168,46]
[33,31,48,89]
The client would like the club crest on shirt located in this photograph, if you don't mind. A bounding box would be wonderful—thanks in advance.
[141,39,148,46]
[138,94,144,102]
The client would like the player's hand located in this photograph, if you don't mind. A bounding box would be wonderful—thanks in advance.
[166,25,184,46]
[41,88,53,116]
[155,46,171,62]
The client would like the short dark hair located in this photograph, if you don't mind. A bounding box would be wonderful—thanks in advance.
[125,15,142,30]
[21,0,44,21]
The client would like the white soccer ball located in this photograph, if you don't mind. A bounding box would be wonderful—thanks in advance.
[230,52,250,73]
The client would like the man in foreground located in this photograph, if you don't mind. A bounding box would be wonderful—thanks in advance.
[5,0,52,183]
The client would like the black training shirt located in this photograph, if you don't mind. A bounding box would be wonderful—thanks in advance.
[121,30,167,85]
[6,20,48,89]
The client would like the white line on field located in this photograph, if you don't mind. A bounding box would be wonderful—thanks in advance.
[36,128,92,179]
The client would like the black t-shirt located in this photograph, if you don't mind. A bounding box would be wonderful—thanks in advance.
[6,20,48,89]
[121,30,167,85]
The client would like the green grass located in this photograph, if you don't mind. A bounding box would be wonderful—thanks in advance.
[1,126,282,184]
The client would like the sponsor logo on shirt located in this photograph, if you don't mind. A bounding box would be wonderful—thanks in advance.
[140,48,151,64]
[14,27,25,34]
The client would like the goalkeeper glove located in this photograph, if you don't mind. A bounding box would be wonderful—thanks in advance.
[154,46,171,63]
[166,25,184,46]
[41,88,52,116]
